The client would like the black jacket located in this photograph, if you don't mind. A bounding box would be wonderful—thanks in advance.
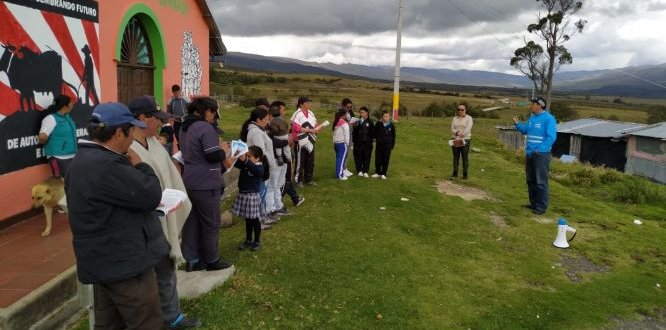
[352,118,374,144]
[65,141,170,284]
[374,121,396,149]
[234,158,265,193]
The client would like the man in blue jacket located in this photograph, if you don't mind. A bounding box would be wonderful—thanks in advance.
[513,97,557,215]
[66,103,169,329]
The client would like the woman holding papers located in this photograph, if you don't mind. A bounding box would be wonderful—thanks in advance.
[450,103,473,180]
[179,97,233,272]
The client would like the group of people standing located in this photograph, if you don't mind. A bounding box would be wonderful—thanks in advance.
[332,98,397,180]
[42,87,556,329]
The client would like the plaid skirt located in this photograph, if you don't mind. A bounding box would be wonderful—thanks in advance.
[232,192,264,219]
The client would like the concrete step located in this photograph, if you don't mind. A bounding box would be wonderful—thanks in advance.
[0,267,82,330]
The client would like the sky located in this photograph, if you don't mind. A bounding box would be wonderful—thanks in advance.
[207,0,666,74]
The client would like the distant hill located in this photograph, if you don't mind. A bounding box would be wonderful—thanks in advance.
[220,52,666,98]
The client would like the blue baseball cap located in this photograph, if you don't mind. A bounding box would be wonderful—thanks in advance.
[92,102,147,128]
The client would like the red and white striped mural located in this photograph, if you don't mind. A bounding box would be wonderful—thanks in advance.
[0,0,99,174]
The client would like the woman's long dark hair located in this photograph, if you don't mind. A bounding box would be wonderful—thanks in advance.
[239,107,269,142]
[40,95,71,121]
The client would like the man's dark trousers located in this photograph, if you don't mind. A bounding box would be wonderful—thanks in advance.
[526,152,551,213]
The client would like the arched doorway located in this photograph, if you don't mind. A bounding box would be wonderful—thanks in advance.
[117,16,154,105]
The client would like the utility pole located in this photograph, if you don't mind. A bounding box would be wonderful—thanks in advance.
[392,0,404,121]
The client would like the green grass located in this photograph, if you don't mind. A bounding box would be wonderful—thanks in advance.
[72,102,665,329]
[174,107,666,329]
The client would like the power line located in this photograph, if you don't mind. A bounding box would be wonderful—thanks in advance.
[618,70,666,90]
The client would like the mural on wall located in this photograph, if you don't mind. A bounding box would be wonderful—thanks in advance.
[181,31,201,97]
[0,0,100,174]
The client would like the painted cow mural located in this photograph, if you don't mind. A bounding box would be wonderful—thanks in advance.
[0,0,99,174]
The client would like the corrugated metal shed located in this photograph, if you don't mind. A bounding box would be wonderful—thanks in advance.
[557,118,645,138]
[626,122,666,140]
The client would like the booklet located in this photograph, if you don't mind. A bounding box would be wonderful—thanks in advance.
[230,139,248,159]
[172,151,184,165]
[156,188,188,216]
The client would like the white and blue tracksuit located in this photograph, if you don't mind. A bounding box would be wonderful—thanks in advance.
[333,119,350,179]
[515,110,557,213]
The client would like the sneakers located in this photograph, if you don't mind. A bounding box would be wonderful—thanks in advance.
[339,176,348,181]
[239,241,253,250]
[263,215,279,225]
[344,169,353,177]
[250,242,261,251]
[381,175,387,180]
[371,173,380,178]
[185,261,204,272]
[168,314,201,329]
[305,181,318,186]
[205,259,233,271]
[275,207,292,216]
[296,182,304,188]
[358,171,364,176]
[363,173,369,178]
[295,197,305,207]
[261,224,272,230]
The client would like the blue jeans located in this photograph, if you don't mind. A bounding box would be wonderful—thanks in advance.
[526,152,551,212]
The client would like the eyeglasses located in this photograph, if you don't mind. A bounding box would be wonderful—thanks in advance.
[457,108,466,111]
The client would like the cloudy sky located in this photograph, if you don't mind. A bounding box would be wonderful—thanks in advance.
[207,0,666,74]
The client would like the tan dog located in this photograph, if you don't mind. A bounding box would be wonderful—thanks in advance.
[31,177,67,237]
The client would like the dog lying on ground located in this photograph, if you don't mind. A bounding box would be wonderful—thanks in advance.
[31,177,67,237]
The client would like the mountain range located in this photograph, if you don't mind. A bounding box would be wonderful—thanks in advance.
[221,52,666,98]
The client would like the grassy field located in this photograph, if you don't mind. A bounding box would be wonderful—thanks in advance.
[72,73,666,329]
[132,100,663,329]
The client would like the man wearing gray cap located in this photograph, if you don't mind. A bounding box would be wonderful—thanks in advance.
[128,96,201,328]
[65,103,168,329]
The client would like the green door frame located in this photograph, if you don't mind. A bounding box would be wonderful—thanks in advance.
[116,4,167,106]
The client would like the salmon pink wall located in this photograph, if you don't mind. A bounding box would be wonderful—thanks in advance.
[1,0,213,222]
[98,0,210,107]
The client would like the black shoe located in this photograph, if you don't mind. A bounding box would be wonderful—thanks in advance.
[294,197,305,207]
[185,261,204,272]
[462,175,468,180]
[205,259,233,271]
[532,209,546,215]
[239,241,252,250]
[250,242,261,251]
[521,204,534,209]
[450,173,458,179]
[168,314,202,328]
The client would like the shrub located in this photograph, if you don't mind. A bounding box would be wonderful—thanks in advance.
[568,167,599,187]
[550,101,578,122]
[647,105,666,124]
[612,180,666,205]
[599,168,623,184]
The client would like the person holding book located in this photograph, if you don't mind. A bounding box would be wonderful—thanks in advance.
[291,96,321,186]
[179,97,233,272]
[65,103,167,329]
[233,146,270,251]
[372,111,396,180]
[127,96,201,328]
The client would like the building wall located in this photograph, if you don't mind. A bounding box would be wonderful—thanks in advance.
[98,0,210,107]
[0,0,213,222]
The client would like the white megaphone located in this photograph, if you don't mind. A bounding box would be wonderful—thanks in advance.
[553,218,577,249]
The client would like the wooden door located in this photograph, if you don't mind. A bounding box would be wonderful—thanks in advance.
[117,16,154,105]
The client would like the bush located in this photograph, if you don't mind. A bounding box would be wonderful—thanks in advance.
[647,105,666,124]
[612,180,666,204]
[568,167,600,187]
[549,101,578,122]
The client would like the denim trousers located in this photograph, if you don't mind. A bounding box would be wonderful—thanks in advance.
[525,152,551,212]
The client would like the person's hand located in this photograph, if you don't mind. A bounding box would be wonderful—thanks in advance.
[223,158,234,169]
[127,148,142,166]
[512,116,519,124]
[220,141,231,154]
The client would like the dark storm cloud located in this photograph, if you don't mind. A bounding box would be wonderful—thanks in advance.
[207,0,532,37]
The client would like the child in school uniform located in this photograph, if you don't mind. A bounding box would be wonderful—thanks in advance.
[372,111,396,180]
[332,109,350,180]
[232,146,271,251]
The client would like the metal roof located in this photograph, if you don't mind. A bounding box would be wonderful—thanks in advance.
[557,118,646,138]
[626,122,666,140]
[195,0,227,56]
